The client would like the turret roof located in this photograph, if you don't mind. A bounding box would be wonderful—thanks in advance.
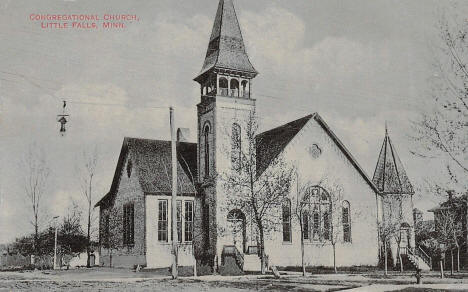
[372,128,414,194]
[194,0,257,82]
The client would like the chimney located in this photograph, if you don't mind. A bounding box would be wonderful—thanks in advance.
[177,128,191,142]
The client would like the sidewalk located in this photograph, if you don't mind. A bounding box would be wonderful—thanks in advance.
[347,283,468,291]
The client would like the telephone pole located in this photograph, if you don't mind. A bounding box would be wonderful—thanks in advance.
[170,107,178,279]
[53,216,59,270]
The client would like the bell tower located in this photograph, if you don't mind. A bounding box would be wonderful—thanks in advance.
[194,0,258,267]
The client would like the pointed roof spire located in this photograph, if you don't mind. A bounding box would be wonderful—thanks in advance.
[372,126,414,195]
[194,0,257,83]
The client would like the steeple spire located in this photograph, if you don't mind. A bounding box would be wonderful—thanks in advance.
[372,126,414,195]
[194,0,257,83]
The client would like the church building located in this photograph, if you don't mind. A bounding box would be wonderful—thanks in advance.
[95,0,426,272]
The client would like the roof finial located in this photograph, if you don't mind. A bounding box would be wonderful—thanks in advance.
[385,121,389,137]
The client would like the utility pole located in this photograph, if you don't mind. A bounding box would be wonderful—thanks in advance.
[53,216,59,270]
[170,107,178,279]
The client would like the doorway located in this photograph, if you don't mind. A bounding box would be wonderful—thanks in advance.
[227,209,247,254]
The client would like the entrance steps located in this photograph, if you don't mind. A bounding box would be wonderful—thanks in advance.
[407,254,431,271]
[243,254,261,272]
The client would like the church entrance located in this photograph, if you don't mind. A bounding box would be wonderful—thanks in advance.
[399,223,411,253]
[227,209,247,254]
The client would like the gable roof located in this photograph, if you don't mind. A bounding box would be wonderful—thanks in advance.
[256,113,379,194]
[372,129,414,195]
[95,138,197,207]
[256,115,313,176]
[194,0,257,82]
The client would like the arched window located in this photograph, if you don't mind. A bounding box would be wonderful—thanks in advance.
[231,123,241,171]
[282,199,291,242]
[241,80,248,97]
[230,79,239,97]
[219,77,228,96]
[204,123,210,177]
[342,200,351,243]
[301,186,331,242]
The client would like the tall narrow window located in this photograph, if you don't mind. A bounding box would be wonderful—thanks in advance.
[204,124,210,177]
[342,201,351,242]
[323,211,330,240]
[123,203,134,245]
[302,212,309,240]
[313,210,320,240]
[282,199,292,242]
[185,201,194,242]
[158,200,168,242]
[231,123,241,171]
[176,201,182,243]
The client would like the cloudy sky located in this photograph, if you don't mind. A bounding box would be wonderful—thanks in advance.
[0,0,466,244]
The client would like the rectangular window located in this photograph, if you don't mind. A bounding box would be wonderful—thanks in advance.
[185,201,194,242]
[158,200,168,242]
[123,203,134,245]
[342,205,351,243]
[282,200,291,242]
[177,201,182,243]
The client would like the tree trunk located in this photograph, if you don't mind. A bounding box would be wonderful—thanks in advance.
[397,246,403,273]
[457,247,460,272]
[87,199,91,268]
[300,226,306,276]
[259,224,266,275]
[440,260,444,279]
[34,219,39,256]
[193,243,197,277]
[450,249,454,276]
[384,241,388,276]
[333,244,337,274]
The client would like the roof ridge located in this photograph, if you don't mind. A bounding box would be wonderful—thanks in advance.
[257,114,314,138]
[125,137,196,145]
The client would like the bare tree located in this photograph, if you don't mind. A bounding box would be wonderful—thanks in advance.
[293,175,311,277]
[326,181,348,274]
[411,8,468,183]
[380,220,400,275]
[380,194,406,274]
[77,147,98,268]
[221,111,295,274]
[434,196,464,276]
[23,144,50,256]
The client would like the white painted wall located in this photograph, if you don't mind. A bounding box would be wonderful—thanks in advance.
[262,117,380,267]
[145,195,196,269]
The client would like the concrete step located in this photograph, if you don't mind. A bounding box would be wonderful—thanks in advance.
[243,254,261,272]
[408,254,431,271]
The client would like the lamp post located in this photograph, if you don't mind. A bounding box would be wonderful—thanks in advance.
[52,216,59,270]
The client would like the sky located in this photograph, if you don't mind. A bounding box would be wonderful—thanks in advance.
[0,0,466,244]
